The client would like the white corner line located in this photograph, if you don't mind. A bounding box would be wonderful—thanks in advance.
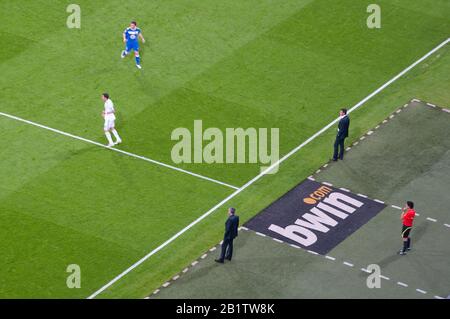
[308,176,315,181]
[172,275,180,281]
[426,217,437,222]
[209,247,217,252]
[0,112,239,191]
[360,268,370,273]
[201,254,208,259]
[444,224,450,228]
[374,199,385,204]
[86,38,450,299]
[240,226,249,231]
[434,296,444,299]
[339,187,351,192]
[256,232,266,237]
[391,205,402,210]
[397,282,408,287]
[182,268,189,273]
[322,182,333,187]
[191,261,199,267]
[307,250,318,255]
[273,238,284,243]
[162,282,170,288]
[153,289,160,295]
[357,193,368,198]
[380,275,390,281]
[411,98,421,103]
[443,108,450,113]
[325,256,336,261]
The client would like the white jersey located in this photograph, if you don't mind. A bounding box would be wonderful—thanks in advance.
[104,99,116,121]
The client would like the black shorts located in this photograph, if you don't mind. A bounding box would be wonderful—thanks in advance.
[402,225,412,238]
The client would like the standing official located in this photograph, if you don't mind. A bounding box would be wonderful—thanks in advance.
[333,108,350,161]
[398,201,416,255]
[215,208,240,264]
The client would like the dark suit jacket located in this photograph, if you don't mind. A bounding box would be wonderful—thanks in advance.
[224,215,239,240]
[337,115,350,139]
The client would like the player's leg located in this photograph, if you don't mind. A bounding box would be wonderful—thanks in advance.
[111,127,122,145]
[104,120,115,147]
[134,47,142,69]
[121,43,130,58]
[406,236,411,251]
[105,130,114,147]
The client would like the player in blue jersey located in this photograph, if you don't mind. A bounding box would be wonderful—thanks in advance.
[121,21,146,69]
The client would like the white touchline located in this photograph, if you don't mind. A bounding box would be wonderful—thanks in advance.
[0,111,239,191]
[87,38,450,299]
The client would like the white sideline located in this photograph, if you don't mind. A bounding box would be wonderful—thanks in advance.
[85,38,449,298]
[0,111,239,190]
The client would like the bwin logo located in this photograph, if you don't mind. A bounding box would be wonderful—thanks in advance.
[269,191,364,247]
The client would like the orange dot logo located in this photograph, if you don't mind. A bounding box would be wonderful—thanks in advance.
[303,198,317,205]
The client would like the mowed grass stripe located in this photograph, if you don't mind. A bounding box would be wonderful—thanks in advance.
[0,120,232,297]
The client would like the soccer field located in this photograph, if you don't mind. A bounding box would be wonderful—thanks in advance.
[0,0,449,298]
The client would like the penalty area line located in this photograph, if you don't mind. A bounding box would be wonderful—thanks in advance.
[87,37,450,299]
[0,111,239,191]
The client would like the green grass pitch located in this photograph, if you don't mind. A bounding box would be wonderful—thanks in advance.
[0,0,448,298]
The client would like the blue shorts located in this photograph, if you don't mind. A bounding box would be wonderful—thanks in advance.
[125,41,139,52]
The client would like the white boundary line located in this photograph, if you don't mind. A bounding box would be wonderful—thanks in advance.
[0,111,239,191]
[87,38,450,298]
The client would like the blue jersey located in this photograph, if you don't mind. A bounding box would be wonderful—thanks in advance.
[124,27,141,44]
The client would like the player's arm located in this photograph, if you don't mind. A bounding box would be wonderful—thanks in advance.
[123,31,127,43]
[400,206,407,220]
[139,32,146,43]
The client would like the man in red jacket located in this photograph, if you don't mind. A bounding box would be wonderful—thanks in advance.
[398,201,416,255]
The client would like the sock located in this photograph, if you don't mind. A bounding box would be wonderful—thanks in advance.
[402,240,408,252]
[112,129,121,142]
[122,50,128,56]
[105,132,114,145]
[406,238,411,249]
[135,56,141,65]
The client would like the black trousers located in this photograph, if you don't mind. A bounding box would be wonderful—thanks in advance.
[333,136,346,160]
[219,238,234,261]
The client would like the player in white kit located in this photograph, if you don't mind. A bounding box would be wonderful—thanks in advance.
[101,93,122,147]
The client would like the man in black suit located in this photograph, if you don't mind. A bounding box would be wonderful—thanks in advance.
[215,208,240,263]
[333,108,350,161]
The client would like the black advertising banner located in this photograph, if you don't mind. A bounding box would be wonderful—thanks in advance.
[245,179,386,255]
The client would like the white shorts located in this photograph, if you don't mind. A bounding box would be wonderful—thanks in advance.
[104,118,115,131]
